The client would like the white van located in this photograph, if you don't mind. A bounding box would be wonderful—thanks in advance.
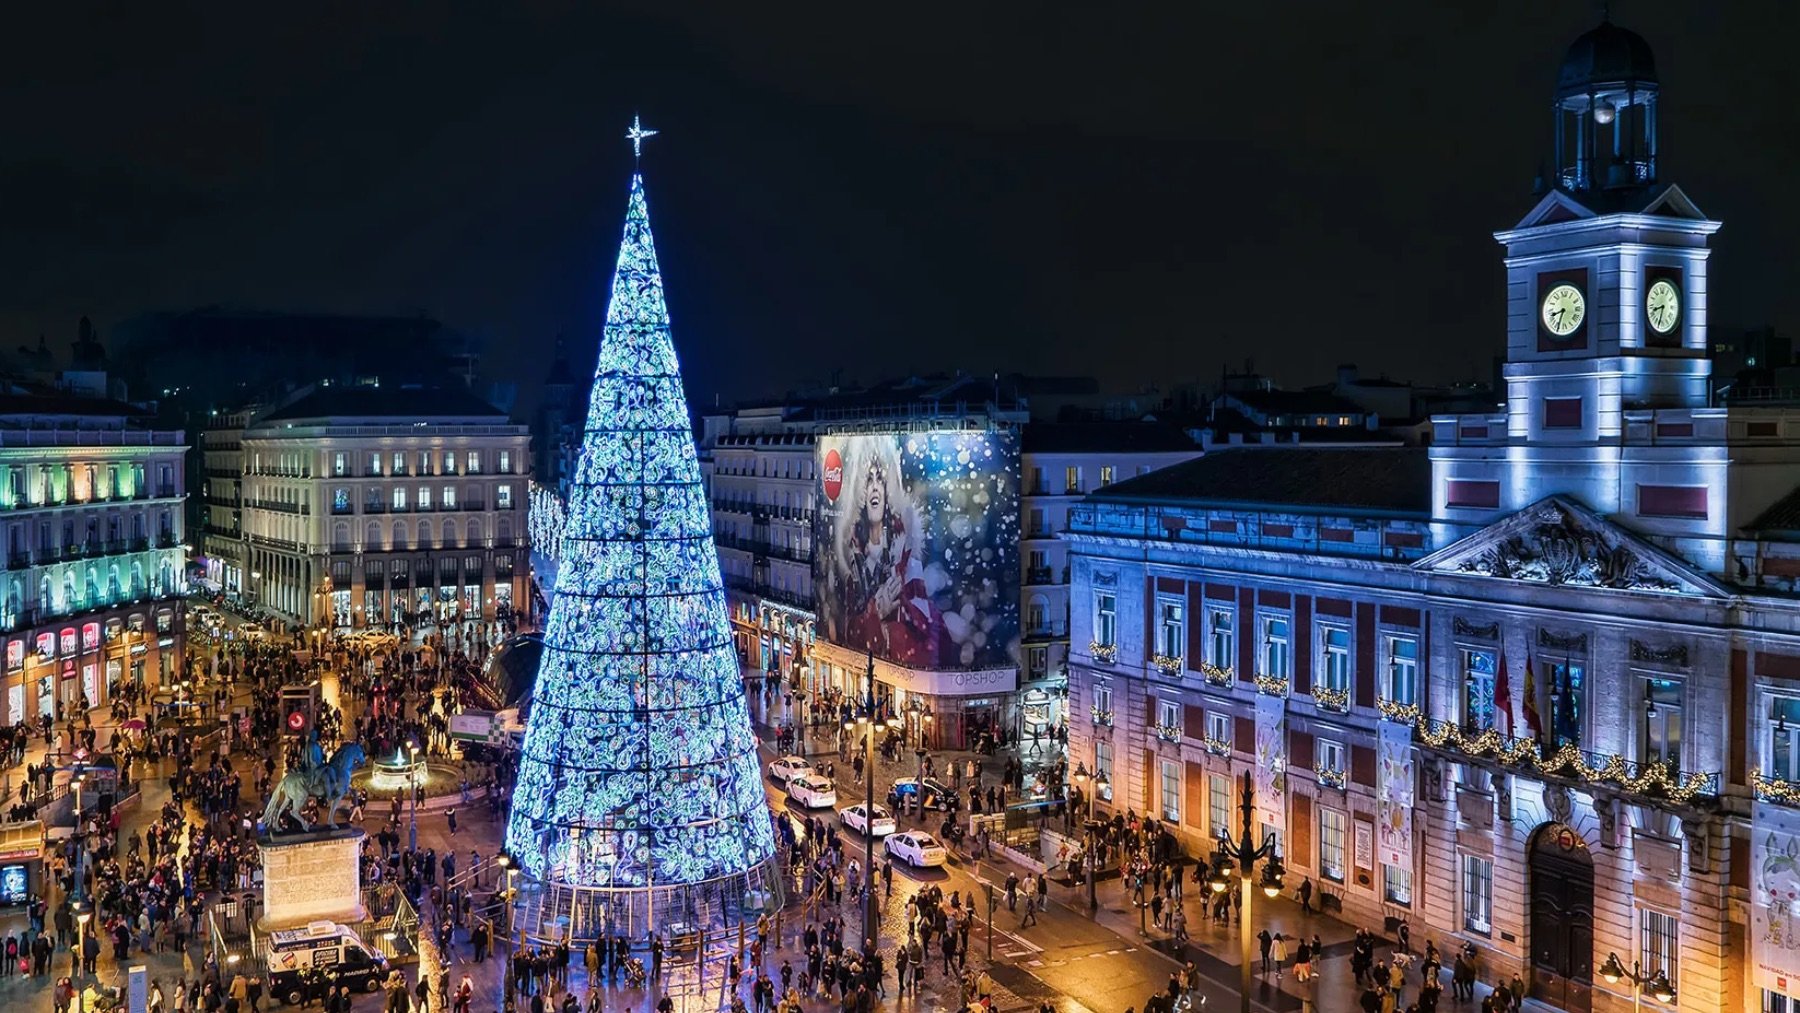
[266,921,387,1004]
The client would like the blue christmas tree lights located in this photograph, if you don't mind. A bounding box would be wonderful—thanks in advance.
[505,166,776,893]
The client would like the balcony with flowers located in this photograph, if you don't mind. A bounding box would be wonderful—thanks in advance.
[1091,708,1115,727]
[1153,723,1182,743]
[1089,641,1118,665]
[1201,736,1232,757]
[1254,675,1289,697]
[1314,764,1347,790]
[1152,654,1183,677]
[1199,663,1234,689]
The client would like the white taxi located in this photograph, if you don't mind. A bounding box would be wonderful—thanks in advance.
[885,831,949,868]
[838,803,897,838]
[767,755,813,784]
[786,774,838,809]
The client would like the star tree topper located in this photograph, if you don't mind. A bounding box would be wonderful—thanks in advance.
[626,115,658,160]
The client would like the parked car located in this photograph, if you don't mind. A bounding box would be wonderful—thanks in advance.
[767,755,813,784]
[887,777,955,811]
[838,803,897,837]
[885,831,949,868]
[786,774,838,809]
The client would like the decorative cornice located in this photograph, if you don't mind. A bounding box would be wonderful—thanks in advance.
[1454,617,1500,640]
[1537,629,1588,653]
[1629,640,1689,667]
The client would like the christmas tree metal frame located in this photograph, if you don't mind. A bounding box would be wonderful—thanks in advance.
[505,140,780,945]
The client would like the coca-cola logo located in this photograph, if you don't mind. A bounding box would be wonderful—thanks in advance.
[821,448,844,502]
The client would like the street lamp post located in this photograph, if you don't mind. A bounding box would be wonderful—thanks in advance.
[857,652,899,955]
[1072,763,1108,912]
[496,853,517,952]
[406,740,419,852]
[75,903,90,981]
[1600,952,1677,1013]
[1207,770,1286,1013]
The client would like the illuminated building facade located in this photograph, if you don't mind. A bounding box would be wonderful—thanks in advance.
[0,393,188,720]
[207,386,531,628]
[1067,20,1800,1013]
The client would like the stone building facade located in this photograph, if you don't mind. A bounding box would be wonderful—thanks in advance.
[1068,20,1800,1013]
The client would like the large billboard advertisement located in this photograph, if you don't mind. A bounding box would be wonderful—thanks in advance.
[814,431,1021,671]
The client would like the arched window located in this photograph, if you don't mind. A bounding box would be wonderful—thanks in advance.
[107,565,120,602]
[131,561,145,596]
[61,574,75,611]
[158,561,173,596]
[333,522,350,552]
[418,520,434,549]
[498,517,513,543]
[466,518,482,546]
[84,568,99,606]
[365,521,381,550]
[393,521,408,551]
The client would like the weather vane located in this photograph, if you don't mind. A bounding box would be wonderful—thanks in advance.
[627,115,658,161]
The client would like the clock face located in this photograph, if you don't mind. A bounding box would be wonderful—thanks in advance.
[1541,283,1586,338]
[1646,279,1680,334]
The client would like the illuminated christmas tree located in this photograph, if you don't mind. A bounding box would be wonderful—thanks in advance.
[506,122,777,938]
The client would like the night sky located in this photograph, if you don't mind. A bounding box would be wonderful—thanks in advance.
[5,3,1797,410]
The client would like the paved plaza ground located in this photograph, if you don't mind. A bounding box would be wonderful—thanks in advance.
[0,623,1507,1013]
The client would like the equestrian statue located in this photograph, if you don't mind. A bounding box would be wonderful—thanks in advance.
[262,736,367,833]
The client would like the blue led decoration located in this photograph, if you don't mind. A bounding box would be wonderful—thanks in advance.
[505,161,776,895]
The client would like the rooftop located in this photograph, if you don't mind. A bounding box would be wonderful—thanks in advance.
[1019,421,1198,455]
[0,391,156,424]
[1750,486,1800,538]
[1090,446,1431,516]
[259,385,508,424]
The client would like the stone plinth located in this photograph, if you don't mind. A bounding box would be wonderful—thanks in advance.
[256,826,366,931]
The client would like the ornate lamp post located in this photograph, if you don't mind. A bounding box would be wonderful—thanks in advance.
[1600,952,1677,1013]
[1208,770,1285,1013]
[1072,762,1108,911]
[406,739,419,852]
[857,653,900,953]
[74,902,91,981]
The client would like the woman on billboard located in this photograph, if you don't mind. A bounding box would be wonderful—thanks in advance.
[837,440,944,667]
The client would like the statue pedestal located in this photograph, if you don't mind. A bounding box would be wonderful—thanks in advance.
[256,826,367,931]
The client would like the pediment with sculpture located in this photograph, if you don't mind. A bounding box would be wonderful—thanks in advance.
[1415,496,1727,597]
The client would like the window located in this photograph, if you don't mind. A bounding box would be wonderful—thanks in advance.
[497,485,514,510]
[1318,738,1346,778]
[1209,773,1231,838]
[1644,678,1683,767]
[499,450,512,473]
[1093,683,1113,721]
[392,487,407,510]
[332,488,350,513]
[1159,761,1181,822]
[1157,699,1180,731]
[1262,615,1291,679]
[443,451,456,475]
[1206,711,1231,747]
[1462,649,1497,731]
[1382,864,1413,907]
[1763,991,1796,1013]
[467,450,482,474]
[418,486,432,510]
[333,453,347,477]
[1095,593,1117,647]
[1770,697,1800,782]
[1027,646,1047,679]
[1462,854,1493,934]
[418,452,431,475]
[1094,740,1114,799]
[1387,636,1418,707]
[369,452,382,476]
[1208,609,1234,668]
[1640,908,1678,987]
[443,486,457,510]
[1099,465,1115,487]
[1320,627,1351,694]
[392,452,405,476]
[1029,508,1048,537]
[1158,599,1184,662]
[1065,466,1082,494]
[1319,807,1347,883]
[1548,659,1585,748]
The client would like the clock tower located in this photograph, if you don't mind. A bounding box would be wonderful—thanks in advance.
[1431,18,1748,573]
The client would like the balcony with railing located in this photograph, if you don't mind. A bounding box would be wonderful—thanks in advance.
[1023,620,1069,642]
[1413,715,1718,805]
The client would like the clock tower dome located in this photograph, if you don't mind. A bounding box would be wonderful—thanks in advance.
[1430,18,1747,573]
